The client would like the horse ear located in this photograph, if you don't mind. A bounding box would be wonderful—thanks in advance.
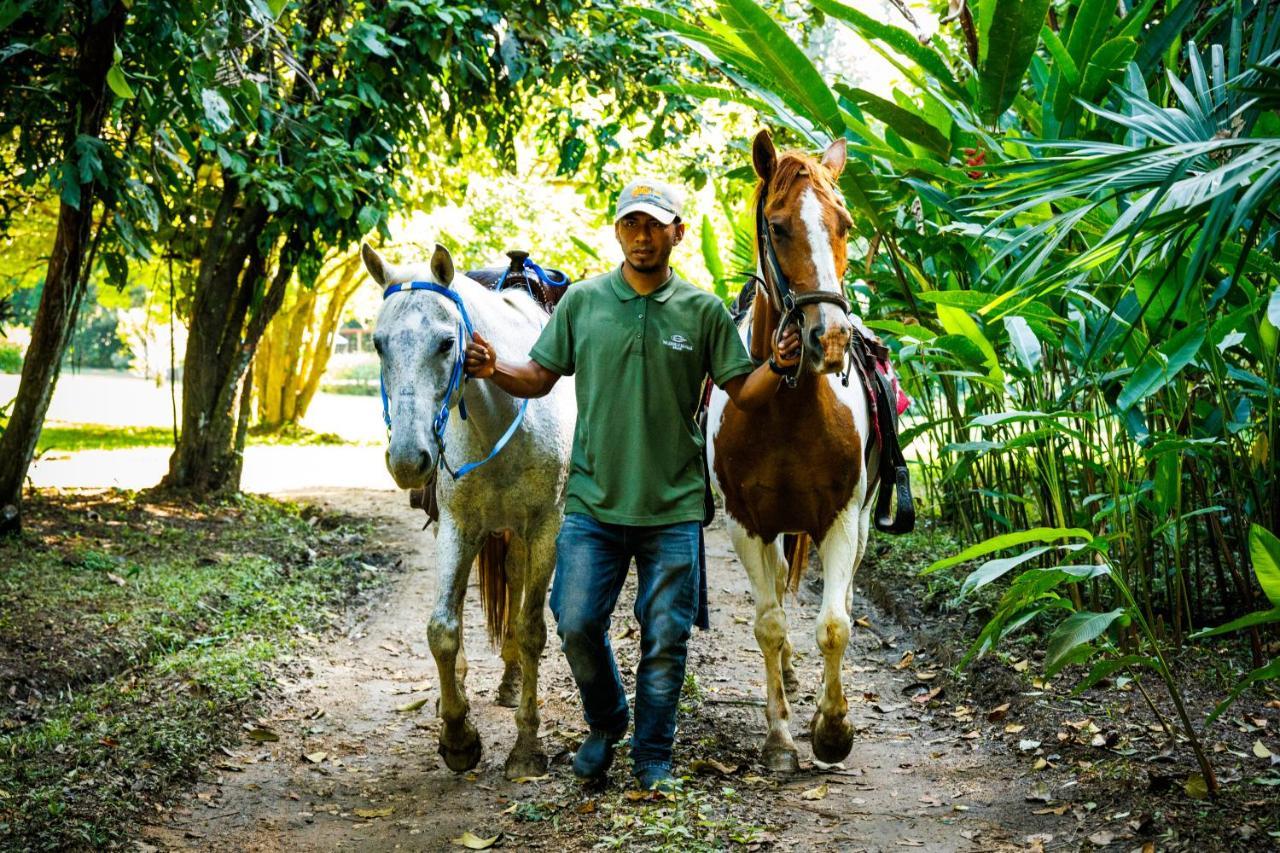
[361,241,390,286]
[431,243,455,287]
[820,137,847,178]
[752,128,776,182]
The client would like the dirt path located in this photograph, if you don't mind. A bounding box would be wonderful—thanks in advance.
[139,489,1059,852]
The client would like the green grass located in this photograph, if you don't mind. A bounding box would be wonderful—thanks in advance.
[0,491,393,851]
[34,421,354,452]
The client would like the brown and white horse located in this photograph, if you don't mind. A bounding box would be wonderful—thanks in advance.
[708,129,876,773]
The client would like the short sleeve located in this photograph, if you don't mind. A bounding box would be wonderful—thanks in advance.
[707,301,754,387]
[529,289,575,375]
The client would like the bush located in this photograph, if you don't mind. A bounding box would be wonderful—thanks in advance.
[0,341,22,373]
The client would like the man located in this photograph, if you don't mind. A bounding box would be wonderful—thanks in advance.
[464,179,800,789]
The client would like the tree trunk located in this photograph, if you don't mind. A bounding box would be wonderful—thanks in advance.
[161,208,302,494]
[0,2,126,535]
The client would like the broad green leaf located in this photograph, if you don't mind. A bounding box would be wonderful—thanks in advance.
[916,290,996,311]
[201,89,233,133]
[1077,37,1137,104]
[106,65,135,100]
[835,85,948,156]
[1071,654,1157,695]
[924,527,1094,575]
[1039,24,1079,87]
[977,0,1050,122]
[1190,606,1280,639]
[810,0,964,99]
[1045,608,1126,675]
[1267,284,1280,331]
[1208,656,1280,725]
[700,215,727,303]
[1115,322,1204,412]
[716,0,842,135]
[936,304,1002,381]
[1049,0,1116,119]
[959,546,1050,598]
[267,0,288,17]
[1134,0,1203,71]
[1249,524,1280,608]
[1003,315,1042,373]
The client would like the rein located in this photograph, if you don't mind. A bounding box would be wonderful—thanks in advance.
[380,280,528,481]
[752,191,853,389]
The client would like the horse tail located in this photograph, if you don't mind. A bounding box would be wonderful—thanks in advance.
[476,531,512,649]
[785,533,811,595]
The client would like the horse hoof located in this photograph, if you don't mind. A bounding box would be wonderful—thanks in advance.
[762,745,800,775]
[496,674,522,708]
[504,750,548,781]
[439,720,482,772]
[811,713,855,764]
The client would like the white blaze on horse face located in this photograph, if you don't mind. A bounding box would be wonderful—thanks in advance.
[799,187,841,295]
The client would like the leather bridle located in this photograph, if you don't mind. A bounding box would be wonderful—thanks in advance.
[752,190,854,389]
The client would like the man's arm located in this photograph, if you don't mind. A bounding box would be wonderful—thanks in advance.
[464,331,561,398]
[721,326,800,411]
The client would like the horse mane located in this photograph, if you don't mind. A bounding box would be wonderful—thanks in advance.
[753,149,843,213]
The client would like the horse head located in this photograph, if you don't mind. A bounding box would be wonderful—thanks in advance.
[750,128,853,376]
[362,241,463,489]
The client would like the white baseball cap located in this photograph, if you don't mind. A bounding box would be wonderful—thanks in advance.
[614,179,685,225]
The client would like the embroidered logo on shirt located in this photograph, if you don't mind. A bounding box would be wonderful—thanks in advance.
[662,333,693,352]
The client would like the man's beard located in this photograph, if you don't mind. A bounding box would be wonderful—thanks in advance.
[627,253,663,274]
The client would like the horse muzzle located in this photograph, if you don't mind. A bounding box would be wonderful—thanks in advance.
[804,324,852,374]
[386,442,435,489]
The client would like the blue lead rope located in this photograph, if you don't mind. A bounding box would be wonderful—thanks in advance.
[380,280,528,480]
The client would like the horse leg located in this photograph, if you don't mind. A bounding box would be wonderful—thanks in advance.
[811,506,859,764]
[504,525,555,779]
[732,523,798,774]
[430,520,484,772]
[774,568,801,700]
[496,545,525,709]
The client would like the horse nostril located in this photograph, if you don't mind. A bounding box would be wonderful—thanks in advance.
[417,450,431,474]
[807,326,823,349]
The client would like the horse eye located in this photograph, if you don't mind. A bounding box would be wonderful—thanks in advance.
[770,222,788,239]
[437,337,454,355]
[373,338,384,356]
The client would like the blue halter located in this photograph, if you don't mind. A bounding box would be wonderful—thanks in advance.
[379,280,528,480]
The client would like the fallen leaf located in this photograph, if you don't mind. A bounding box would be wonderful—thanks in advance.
[303,751,327,764]
[893,651,915,670]
[801,783,829,800]
[395,698,428,713]
[1018,739,1042,752]
[1032,803,1070,816]
[512,774,550,784]
[624,789,663,801]
[1025,782,1052,803]
[1184,773,1209,800]
[1253,740,1273,759]
[855,616,872,629]
[452,831,499,849]
[1087,830,1115,846]
[690,758,738,776]
[911,686,942,705]
[355,806,394,818]
[576,800,597,814]
[106,572,127,587]
[896,839,924,848]
[1012,659,1030,672]
[732,615,750,625]
[1005,723,1025,734]
[245,727,279,743]
[1032,757,1048,771]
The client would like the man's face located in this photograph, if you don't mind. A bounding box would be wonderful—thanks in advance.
[614,212,685,274]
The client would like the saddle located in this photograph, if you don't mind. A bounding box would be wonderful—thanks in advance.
[466,250,572,314]
[407,250,573,524]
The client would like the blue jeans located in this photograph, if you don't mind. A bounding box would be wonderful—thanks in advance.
[549,512,701,771]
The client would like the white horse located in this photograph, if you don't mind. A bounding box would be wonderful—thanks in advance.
[361,242,574,779]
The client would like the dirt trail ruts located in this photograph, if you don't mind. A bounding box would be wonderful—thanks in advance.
[140,488,1058,852]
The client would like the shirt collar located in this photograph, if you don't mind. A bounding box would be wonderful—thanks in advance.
[609,265,678,303]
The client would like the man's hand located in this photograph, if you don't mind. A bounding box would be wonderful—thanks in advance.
[772,325,801,369]
[465,331,497,378]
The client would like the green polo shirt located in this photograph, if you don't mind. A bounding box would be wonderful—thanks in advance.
[530,266,755,525]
